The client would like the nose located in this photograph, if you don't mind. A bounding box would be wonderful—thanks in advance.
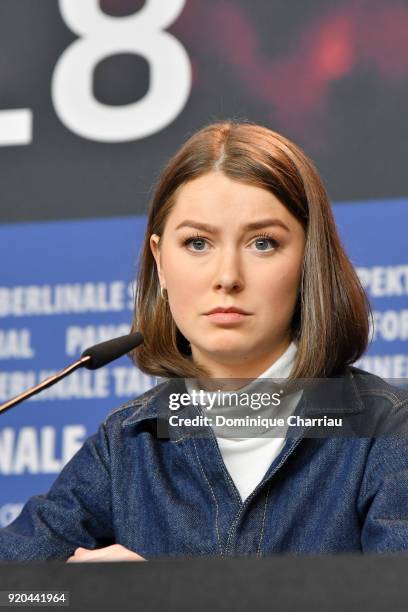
[213,248,244,293]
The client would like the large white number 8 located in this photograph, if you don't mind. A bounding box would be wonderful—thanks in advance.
[52,0,191,142]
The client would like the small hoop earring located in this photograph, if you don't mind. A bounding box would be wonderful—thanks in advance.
[160,286,168,302]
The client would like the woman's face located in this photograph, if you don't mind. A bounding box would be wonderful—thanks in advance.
[150,171,306,376]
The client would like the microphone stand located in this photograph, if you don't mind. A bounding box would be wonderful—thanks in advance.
[0,355,91,416]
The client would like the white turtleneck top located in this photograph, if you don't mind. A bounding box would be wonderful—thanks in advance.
[185,342,302,501]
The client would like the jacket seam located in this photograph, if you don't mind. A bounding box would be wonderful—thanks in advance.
[257,480,272,556]
[225,436,304,554]
[391,398,408,412]
[356,438,376,517]
[104,401,138,423]
[172,434,193,444]
[191,437,223,556]
[359,389,404,406]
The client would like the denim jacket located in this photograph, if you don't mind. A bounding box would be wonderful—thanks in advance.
[1,366,408,561]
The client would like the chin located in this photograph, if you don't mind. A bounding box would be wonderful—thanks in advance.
[200,342,247,357]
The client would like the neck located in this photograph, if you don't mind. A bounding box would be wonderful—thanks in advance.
[193,337,292,391]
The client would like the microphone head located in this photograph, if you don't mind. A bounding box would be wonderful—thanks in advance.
[81,331,144,370]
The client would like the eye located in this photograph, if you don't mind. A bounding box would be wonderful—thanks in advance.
[182,233,209,252]
[182,232,280,253]
[252,233,279,251]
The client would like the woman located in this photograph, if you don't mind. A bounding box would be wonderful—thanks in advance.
[1,121,408,561]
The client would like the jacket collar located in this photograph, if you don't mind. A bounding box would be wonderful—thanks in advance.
[121,377,187,428]
[121,367,365,429]
[300,367,365,416]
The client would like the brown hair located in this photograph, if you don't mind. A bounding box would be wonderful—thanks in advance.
[129,120,371,379]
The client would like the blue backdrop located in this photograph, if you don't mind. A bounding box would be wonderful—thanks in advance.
[0,199,407,527]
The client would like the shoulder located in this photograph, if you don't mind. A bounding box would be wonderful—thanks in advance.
[100,379,169,426]
[100,377,185,431]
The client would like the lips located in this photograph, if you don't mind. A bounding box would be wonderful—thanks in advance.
[205,307,250,315]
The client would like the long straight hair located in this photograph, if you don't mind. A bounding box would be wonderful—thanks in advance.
[129,121,371,379]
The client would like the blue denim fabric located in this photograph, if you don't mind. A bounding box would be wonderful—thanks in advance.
[1,366,408,561]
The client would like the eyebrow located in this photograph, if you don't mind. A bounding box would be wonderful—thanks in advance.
[175,218,290,233]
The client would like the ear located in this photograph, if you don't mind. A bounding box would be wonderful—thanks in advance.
[150,234,165,287]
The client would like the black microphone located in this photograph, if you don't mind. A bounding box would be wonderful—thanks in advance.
[81,331,144,369]
[0,331,144,416]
